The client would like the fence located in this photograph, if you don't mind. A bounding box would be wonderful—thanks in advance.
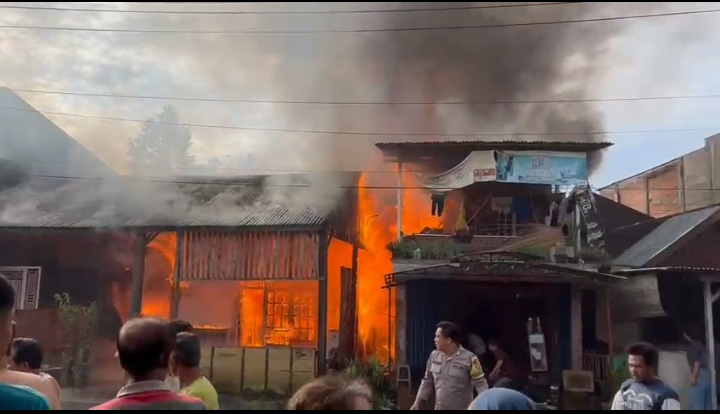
[582,352,611,382]
[201,346,317,396]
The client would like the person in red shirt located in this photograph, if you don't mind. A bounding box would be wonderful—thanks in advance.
[488,339,526,391]
[92,318,205,410]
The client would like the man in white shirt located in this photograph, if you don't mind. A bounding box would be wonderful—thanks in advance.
[611,342,681,410]
[7,337,61,410]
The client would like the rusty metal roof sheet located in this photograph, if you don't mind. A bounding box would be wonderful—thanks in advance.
[612,205,720,267]
[0,177,330,230]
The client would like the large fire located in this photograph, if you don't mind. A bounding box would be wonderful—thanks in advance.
[356,169,444,361]
[112,168,442,362]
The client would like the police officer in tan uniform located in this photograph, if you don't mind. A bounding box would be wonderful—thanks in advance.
[411,321,489,410]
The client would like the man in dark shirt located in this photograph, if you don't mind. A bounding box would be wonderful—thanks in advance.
[685,333,712,410]
[92,318,205,410]
[612,342,680,410]
[488,339,525,391]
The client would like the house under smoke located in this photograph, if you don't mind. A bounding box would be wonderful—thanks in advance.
[0,172,361,395]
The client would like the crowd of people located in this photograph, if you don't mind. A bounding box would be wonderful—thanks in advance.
[0,271,695,410]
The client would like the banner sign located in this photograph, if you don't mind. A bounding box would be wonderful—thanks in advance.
[573,184,605,249]
[420,151,497,192]
[495,151,588,186]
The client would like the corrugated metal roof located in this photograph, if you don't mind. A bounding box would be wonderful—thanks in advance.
[376,140,613,152]
[0,177,330,229]
[612,205,720,267]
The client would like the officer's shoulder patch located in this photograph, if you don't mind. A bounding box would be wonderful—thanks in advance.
[470,355,484,381]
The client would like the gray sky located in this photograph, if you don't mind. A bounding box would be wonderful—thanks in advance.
[1,2,719,187]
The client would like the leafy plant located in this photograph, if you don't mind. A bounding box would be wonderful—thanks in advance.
[54,293,97,388]
[345,357,397,410]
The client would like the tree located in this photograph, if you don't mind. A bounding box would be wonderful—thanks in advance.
[127,105,195,175]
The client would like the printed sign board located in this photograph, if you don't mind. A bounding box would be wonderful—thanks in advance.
[495,151,588,186]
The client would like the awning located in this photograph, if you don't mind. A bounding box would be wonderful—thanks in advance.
[418,151,497,192]
[384,260,625,288]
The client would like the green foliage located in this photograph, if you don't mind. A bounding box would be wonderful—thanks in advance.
[386,238,462,260]
[127,105,195,175]
[345,357,397,410]
[54,293,98,387]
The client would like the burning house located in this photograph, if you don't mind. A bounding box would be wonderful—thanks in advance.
[0,172,362,395]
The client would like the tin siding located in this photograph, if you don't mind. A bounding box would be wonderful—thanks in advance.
[405,280,454,390]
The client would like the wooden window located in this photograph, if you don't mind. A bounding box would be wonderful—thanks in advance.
[0,267,42,310]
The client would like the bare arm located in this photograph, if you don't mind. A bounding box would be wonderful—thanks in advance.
[489,360,504,380]
[41,377,62,410]
[692,361,701,386]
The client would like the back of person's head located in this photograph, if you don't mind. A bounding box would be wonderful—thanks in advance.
[436,321,462,344]
[0,275,16,356]
[117,317,174,380]
[170,319,193,335]
[468,388,536,410]
[10,338,43,370]
[626,342,659,369]
[287,374,372,410]
[173,332,201,368]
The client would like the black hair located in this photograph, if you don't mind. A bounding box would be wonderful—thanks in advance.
[487,338,500,347]
[627,342,659,369]
[170,319,193,335]
[173,332,201,368]
[11,338,43,370]
[0,274,15,315]
[117,318,174,379]
[436,321,461,344]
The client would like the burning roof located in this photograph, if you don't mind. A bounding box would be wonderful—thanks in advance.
[0,174,357,230]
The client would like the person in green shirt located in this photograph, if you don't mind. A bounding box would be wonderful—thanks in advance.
[170,332,219,410]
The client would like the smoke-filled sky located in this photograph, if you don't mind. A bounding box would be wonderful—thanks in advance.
[0,2,719,187]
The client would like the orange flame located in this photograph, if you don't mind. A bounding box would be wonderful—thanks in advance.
[110,167,441,360]
[356,169,443,361]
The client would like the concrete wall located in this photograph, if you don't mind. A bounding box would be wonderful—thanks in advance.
[658,350,692,409]
[600,134,720,218]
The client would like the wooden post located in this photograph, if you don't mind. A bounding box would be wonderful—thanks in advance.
[171,230,186,319]
[605,286,615,358]
[130,233,148,318]
[317,232,329,375]
[397,159,404,242]
[570,284,583,369]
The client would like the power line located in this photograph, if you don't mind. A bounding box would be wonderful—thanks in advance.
[0,2,580,15]
[1,104,718,137]
[19,173,720,193]
[1,8,718,34]
[11,87,720,106]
